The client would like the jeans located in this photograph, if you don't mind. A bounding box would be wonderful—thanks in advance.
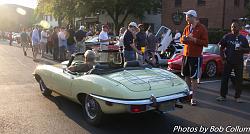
[59,46,66,61]
[53,46,59,60]
[67,44,76,56]
[220,61,243,98]
[124,50,136,62]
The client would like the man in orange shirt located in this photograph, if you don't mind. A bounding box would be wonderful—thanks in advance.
[180,10,208,106]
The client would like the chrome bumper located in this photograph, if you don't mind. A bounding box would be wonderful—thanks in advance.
[90,91,193,105]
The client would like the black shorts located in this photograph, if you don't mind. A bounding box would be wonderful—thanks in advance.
[181,56,202,79]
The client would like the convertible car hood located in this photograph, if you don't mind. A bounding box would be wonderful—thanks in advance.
[104,68,186,92]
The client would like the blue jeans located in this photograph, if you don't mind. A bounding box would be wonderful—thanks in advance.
[124,50,136,61]
[67,44,76,56]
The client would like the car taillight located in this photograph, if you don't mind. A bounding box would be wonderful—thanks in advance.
[130,105,146,113]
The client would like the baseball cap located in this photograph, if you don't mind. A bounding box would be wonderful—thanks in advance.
[79,26,85,30]
[129,22,138,28]
[183,10,198,17]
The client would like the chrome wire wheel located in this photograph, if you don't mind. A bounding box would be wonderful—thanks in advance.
[85,95,98,119]
[82,95,103,126]
[206,61,217,78]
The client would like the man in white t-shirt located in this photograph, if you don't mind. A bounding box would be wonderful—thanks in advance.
[99,25,110,50]
[40,29,48,57]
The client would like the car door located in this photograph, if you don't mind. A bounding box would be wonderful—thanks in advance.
[50,70,77,97]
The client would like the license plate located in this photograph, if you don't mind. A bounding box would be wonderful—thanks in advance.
[158,101,175,112]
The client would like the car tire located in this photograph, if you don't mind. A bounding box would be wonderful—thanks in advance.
[39,79,52,96]
[82,95,104,126]
[205,61,217,78]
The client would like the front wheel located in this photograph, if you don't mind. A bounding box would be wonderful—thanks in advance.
[39,79,52,96]
[205,61,217,78]
[82,95,104,126]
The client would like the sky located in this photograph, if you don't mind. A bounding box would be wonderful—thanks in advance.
[0,0,37,9]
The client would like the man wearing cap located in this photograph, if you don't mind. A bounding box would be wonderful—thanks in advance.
[180,10,208,106]
[123,22,142,61]
[74,26,87,53]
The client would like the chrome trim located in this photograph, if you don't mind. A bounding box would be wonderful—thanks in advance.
[90,91,192,105]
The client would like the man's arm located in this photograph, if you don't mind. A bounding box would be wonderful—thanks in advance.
[219,35,227,59]
[191,27,208,47]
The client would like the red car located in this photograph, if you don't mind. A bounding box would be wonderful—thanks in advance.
[167,44,224,78]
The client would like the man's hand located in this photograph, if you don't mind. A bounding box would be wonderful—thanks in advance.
[187,34,197,43]
[137,51,142,55]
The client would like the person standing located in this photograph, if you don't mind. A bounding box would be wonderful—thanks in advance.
[180,10,208,106]
[32,25,40,61]
[136,24,147,64]
[20,28,29,56]
[8,32,13,46]
[52,27,59,61]
[145,26,158,66]
[66,25,76,56]
[40,28,48,57]
[123,22,142,61]
[99,25,110,51]
[58,27,67,61]
[216,21,250,103]
[74,26,87,53]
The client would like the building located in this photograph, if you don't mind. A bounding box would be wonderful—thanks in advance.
[0,4,34,31]
[43,15,59,28]
[162,0,248,30]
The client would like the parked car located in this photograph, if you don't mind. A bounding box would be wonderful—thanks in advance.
[153,26,184,65]
[85,35,118,50]
[33,50,192,126]
[12,32,21,44]
[243,54,250,81]
[167,44,224,78]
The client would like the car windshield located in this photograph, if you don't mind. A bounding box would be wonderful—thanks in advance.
[85,36,99,43]
[203,44,219,54]
[73,50,122,64]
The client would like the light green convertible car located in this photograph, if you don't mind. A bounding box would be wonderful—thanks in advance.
[33,50,192,126]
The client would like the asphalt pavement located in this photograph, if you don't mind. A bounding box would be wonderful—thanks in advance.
[0,40,249,134]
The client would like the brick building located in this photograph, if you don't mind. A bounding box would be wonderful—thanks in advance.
[162,0,249,31]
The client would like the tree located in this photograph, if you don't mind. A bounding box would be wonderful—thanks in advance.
[36,0,78,27]
[83,0,161,33]
[36,0,161,32]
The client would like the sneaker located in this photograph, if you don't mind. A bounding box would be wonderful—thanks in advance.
[216,96,226,101]
[235,98,244,103]
[190,99,197,106]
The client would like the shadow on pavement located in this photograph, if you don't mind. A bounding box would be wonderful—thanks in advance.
[197,83,250,121]
[44,95,217,134]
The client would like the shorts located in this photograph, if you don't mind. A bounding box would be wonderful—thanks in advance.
[124,50,136,61]
[181,56,202,79]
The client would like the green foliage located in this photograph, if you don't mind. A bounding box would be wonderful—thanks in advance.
[208,29,229,44]
[35,0,161,32]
